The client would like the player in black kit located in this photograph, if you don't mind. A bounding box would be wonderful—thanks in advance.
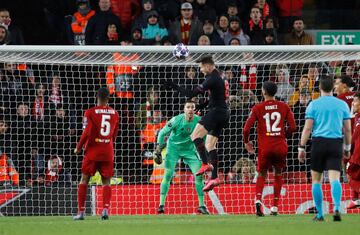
[164,55,230,191]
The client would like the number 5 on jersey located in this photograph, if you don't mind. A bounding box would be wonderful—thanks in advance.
[100,115,111,136]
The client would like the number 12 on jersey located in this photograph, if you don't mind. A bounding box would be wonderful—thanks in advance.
[263,112,281,133]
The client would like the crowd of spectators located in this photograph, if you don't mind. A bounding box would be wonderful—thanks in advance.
[3,0,358,46]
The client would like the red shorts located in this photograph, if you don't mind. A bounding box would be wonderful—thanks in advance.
[348,163,360,181]
[257,144,287,172]
[81,157,114,178]
[349,178,360,193]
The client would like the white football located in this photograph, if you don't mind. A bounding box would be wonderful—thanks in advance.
[172,43,189,59]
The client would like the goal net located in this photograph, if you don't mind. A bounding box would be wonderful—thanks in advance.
[0,45,359,216]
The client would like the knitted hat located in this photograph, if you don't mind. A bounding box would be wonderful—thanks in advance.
[146,10,159,19]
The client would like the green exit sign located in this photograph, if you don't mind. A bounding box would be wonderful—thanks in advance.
[316,31,360,45]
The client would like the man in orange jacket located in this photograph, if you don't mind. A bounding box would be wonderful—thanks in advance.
[105,52,140,98]
[71,0,95,45]
[0,151,19,187]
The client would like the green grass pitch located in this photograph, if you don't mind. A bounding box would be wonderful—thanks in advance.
[1,214,359,235]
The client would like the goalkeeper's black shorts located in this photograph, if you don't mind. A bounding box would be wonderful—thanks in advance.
[199,108,229,138]
[310,137,343,173]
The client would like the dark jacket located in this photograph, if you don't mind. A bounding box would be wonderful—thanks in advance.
[168,17,203,45]
[244,20,265,45]
[85,10,122,45]
[206,30,225,45]
[153,0,180,25]
[8,25,25,45]
[193,3,217,24]
[249,26,264,45]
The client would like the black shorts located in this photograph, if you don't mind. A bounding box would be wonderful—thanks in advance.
[311,137,343,172]
[199,108,230,138]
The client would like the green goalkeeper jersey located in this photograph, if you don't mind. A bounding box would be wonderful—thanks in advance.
[157,113,201,151]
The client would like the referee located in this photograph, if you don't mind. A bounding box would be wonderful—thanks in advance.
[298,76,351,222]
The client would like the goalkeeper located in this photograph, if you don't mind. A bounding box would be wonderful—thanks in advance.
[154,100,209,215]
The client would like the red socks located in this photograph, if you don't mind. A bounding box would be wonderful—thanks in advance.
[273,175,283,207]
[256,176,265,201]
[78,183,88,212]
[103,185,112,210]
[351,189,359,201]
[78,184,112,213]
[350,179,360,200]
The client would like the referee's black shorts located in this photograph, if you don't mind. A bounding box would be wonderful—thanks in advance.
[199,108,230,138]
[311,137,343,173]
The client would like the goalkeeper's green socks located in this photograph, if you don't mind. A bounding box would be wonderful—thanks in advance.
[195,176,205,207]
[159,170,205,207]
[160,174,171,206]
[160,194,167,206]
[198,195,205,207]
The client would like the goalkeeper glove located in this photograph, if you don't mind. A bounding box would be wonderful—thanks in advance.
[153,144,163,164]
[153,150,162,165]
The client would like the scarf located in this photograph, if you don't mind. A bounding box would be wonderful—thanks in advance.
[180,18,191,45]
[49,86,62,106]
[249,19,263,31]
[32,97,44,121]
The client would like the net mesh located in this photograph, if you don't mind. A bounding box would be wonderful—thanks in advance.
[0,46,359,216]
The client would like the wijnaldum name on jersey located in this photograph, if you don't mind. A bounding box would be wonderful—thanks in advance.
[95,109,115,114]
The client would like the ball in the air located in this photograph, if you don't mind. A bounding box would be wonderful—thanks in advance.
[172,43,189,59]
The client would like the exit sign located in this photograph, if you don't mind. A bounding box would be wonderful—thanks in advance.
[316,31,360,45]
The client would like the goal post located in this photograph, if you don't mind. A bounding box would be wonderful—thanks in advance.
[0,45,359,216]
[1,45,360,64]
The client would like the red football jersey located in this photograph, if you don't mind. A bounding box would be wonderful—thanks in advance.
[337,91,355,110]
[337,91,355,133]
[76,105,119,161]
[243,100,296,147]
[351,113,360,165]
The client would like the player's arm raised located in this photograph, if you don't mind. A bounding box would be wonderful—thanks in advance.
[164,81,205,98]
[243,107,257,154]
[74,111,92,154]
[164,73,215,99]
